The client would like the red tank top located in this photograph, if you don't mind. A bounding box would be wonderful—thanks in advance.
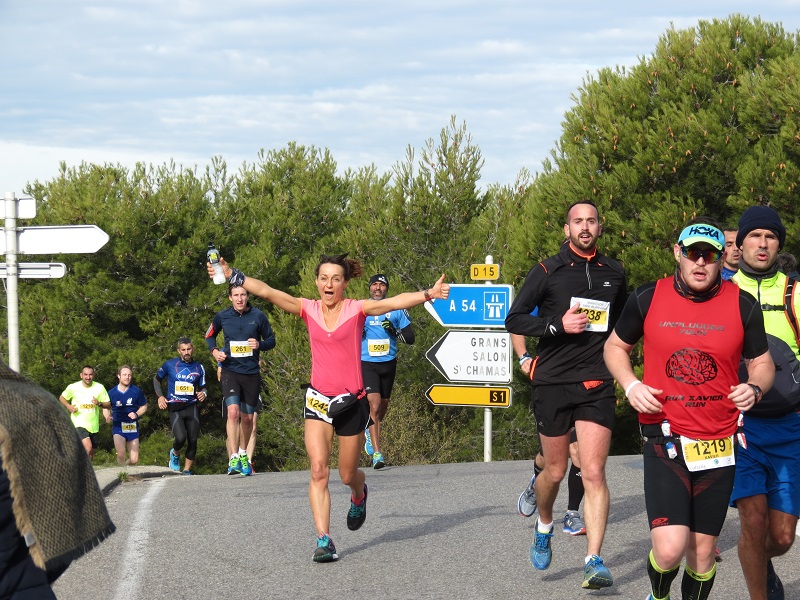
[641,278,743,439]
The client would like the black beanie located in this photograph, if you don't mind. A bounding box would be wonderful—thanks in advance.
[369,273,389,289]
[736,206,785,249]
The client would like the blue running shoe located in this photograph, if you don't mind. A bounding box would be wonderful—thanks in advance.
[364,428,374,456]
[766,559,784,600]
[517,473,537,517]
[312,535,338,563]
[227,454,241,475]
[182,470,193,476]
[347,484,368,531]
[169,450,180,472]
[239,453,252,476]
[529,528,553,570]
[583,554,613,589]
[372,452,385,469]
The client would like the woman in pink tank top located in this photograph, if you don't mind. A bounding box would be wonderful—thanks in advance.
[209,252,449,562]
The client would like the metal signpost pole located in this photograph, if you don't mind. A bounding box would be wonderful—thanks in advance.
[4,192,19,371]
[483,255,493,462]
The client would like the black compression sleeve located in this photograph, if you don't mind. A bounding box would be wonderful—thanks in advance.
[740,290,769,359]
[612,282,655,345]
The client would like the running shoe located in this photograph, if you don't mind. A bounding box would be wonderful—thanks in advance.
[364,428,374,456]
[312,534,338,563]
[182,470,193,476]
[766,559,784,600]
[239,453,253,476]
[372,452,385,470]
[582,554,613,589]
[347,484,368,531]
[228,454,242,475]
[227,454,241,475]
[562,510,586,535]
[529,528,553,570]
[168,450,180,472]
[517,473,537,517]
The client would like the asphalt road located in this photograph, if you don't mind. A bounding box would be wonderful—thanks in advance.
[53,457,798,600]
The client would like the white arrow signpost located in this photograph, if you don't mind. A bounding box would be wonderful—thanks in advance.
[0,225,110,255]
[4,191,110,371]
[426,330,512,384]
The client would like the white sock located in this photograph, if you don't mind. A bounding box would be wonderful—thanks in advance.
[537,518,553,533]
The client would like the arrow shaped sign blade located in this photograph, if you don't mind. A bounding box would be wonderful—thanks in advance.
[425,384,512,408]
[425,330,512,383]
[423,284,513,328]
[0,225,110,255]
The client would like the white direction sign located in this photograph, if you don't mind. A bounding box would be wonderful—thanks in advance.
[0,263,66,279]
[426,329,512,383]
[0,225,109,255]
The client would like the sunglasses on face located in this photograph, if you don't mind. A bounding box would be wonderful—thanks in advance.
[680,245,723,263]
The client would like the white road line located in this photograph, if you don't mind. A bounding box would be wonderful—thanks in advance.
[112,478,166,600]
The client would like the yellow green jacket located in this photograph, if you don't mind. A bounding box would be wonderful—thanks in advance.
[733,269,800,416]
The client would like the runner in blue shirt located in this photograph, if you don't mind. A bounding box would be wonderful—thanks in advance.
[108,365,148,466]
[153,337,207,474]
[360,274,414,468]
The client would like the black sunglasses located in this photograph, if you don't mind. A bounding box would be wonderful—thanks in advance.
[680,245,723,263]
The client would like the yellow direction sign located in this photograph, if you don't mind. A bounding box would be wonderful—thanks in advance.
[470,263,499,280]
[426,384,511,408]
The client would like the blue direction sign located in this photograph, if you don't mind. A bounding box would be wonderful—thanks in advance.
[424,284,513,328]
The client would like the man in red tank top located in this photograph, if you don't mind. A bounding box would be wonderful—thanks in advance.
[604,218,774,600]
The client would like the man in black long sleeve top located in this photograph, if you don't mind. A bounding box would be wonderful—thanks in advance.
[205,285,275,476]
[505,200,627,590]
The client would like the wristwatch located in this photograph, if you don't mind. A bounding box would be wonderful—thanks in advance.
[747,383,763,404]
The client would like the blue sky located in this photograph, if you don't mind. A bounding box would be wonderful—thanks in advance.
[1,1,799,197]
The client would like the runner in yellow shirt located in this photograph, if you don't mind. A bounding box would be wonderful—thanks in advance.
[58,365,111,460]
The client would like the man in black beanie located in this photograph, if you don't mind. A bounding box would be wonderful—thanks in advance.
[731,205,799,600]
[735,205,787,251]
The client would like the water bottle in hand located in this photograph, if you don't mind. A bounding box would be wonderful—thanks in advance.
[207,243,226,285]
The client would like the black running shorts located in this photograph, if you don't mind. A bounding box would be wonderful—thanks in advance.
[221,369,262,414]
[75,427,99,449]
[642,426,735,536]
[531,381,616,437]
[361,359,398,399]
[303,388,370,437]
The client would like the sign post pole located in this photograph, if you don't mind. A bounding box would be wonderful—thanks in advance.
[484,255,494,462]
[4,192,20,371]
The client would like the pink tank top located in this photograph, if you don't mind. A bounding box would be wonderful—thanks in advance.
[301,298,367,397]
